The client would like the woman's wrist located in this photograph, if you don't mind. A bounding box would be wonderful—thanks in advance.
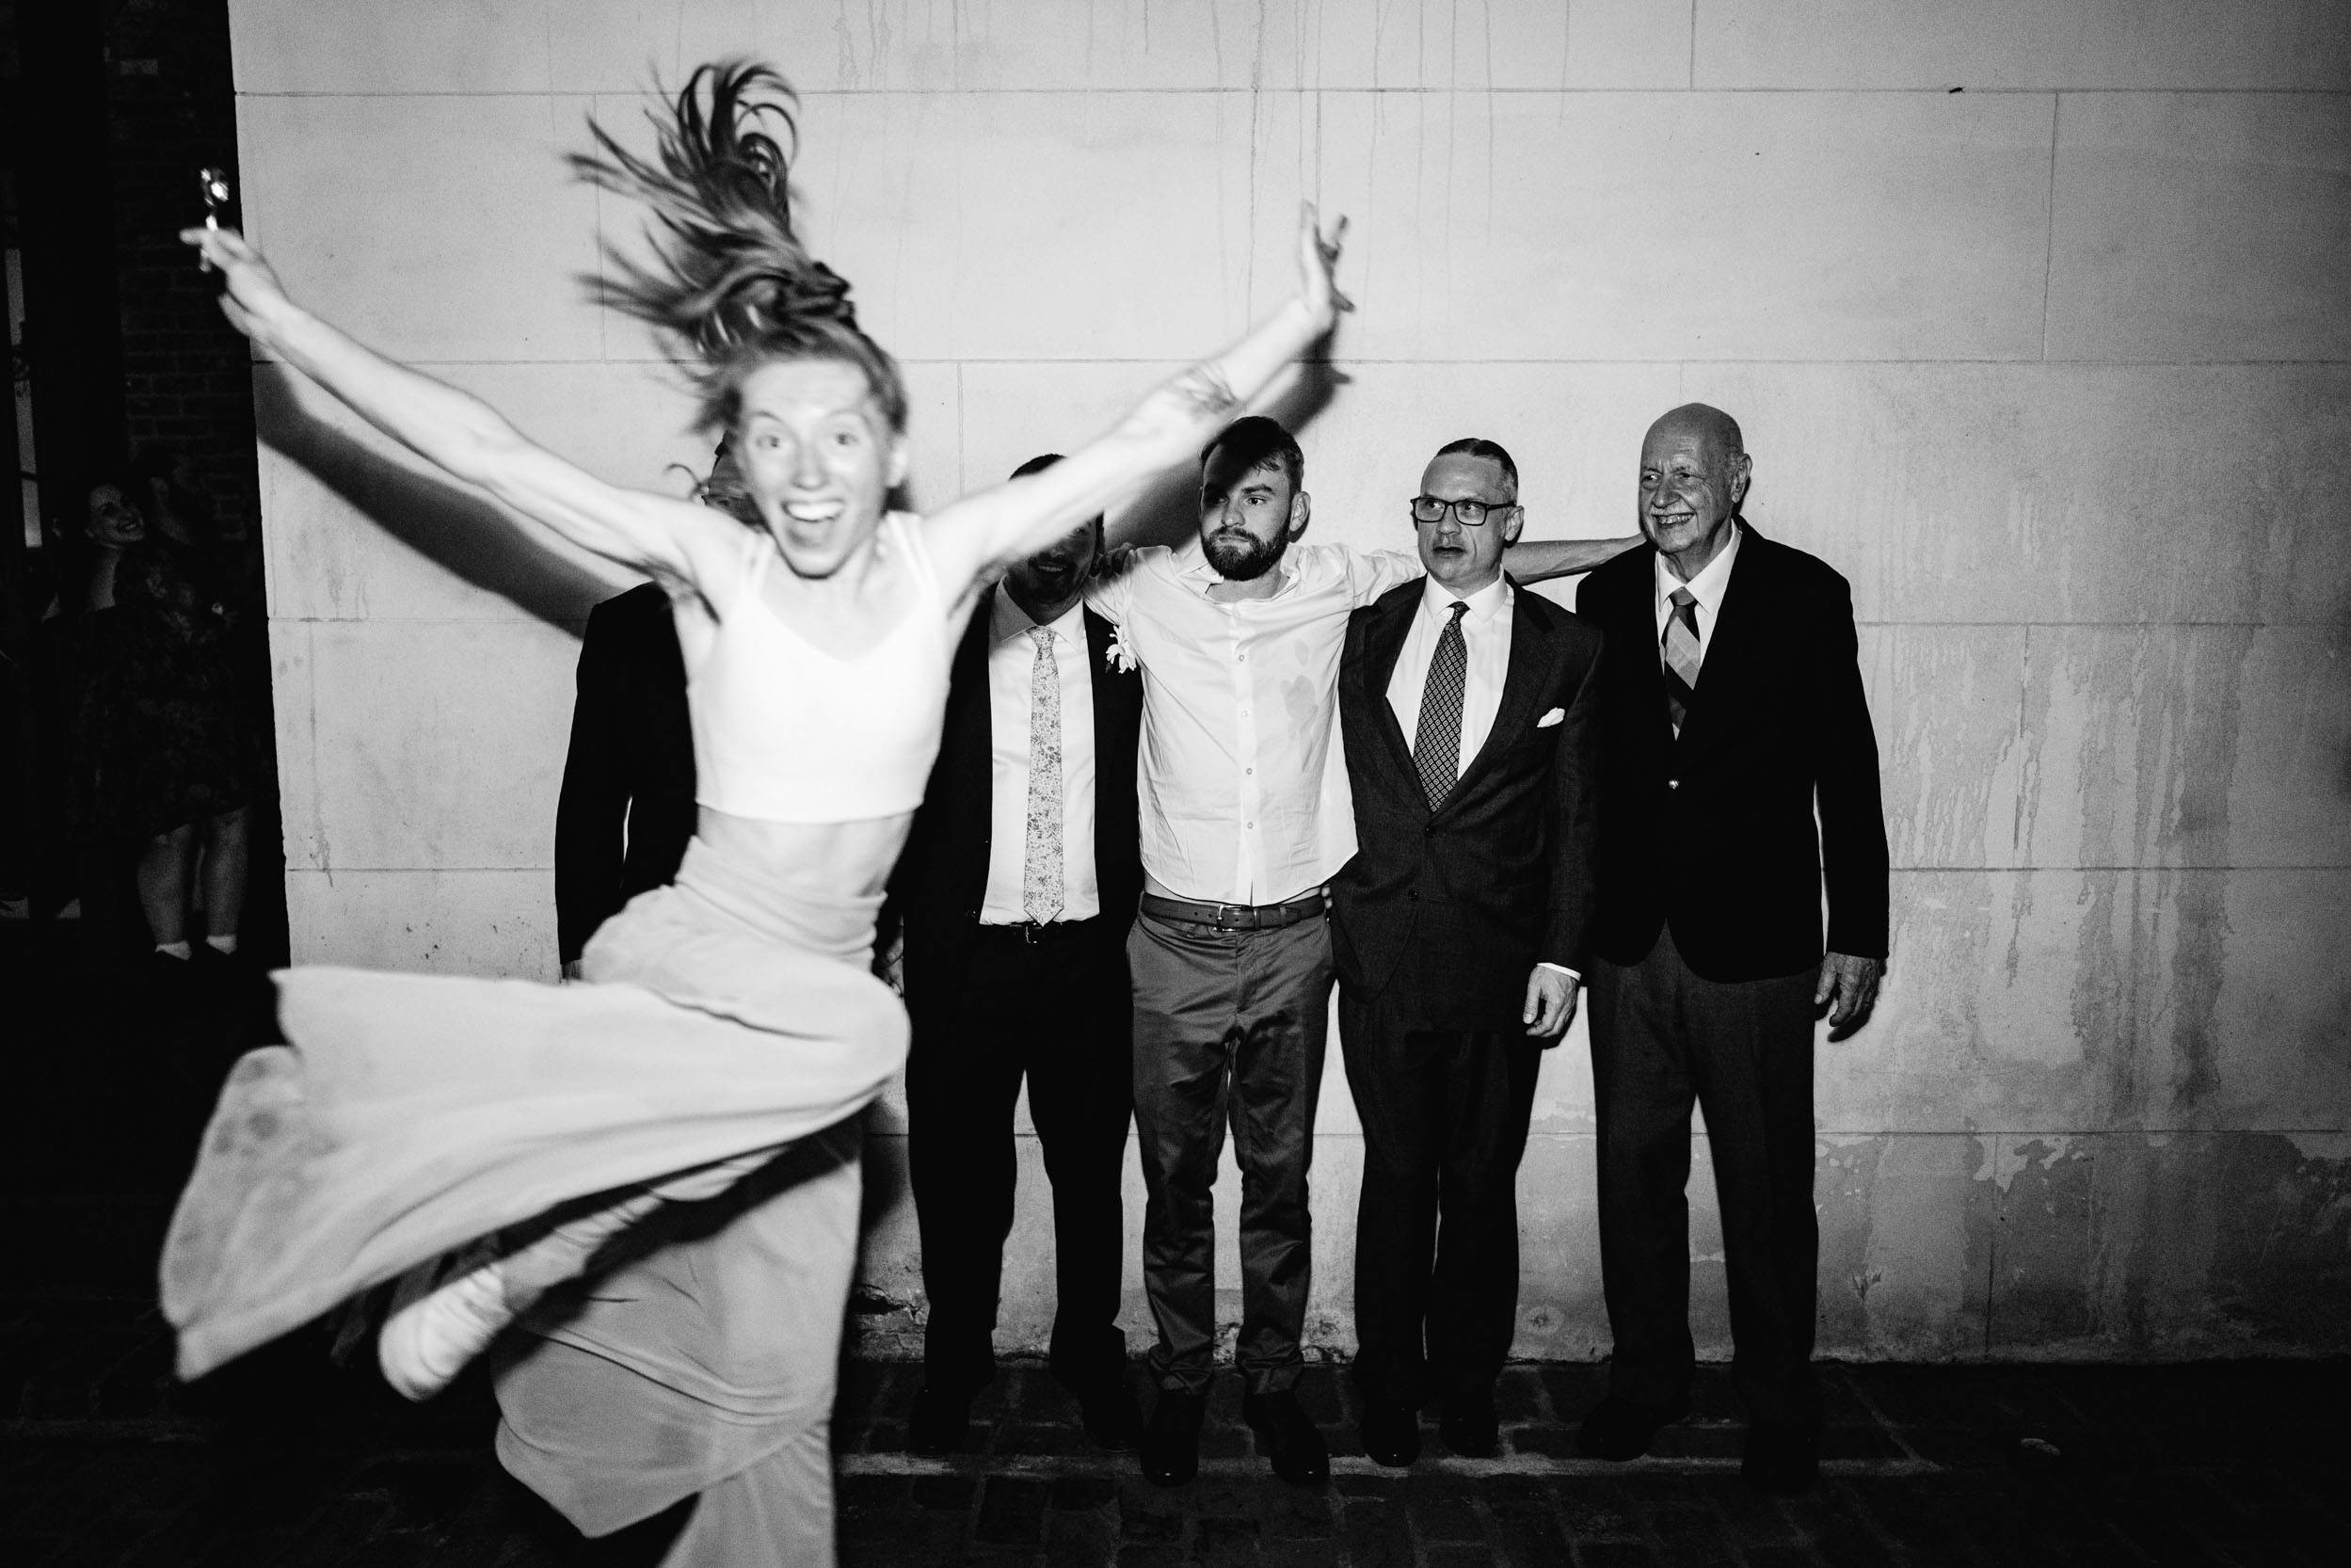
[244,288,311,358]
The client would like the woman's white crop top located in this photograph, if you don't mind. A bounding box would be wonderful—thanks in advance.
[689,512,952,823]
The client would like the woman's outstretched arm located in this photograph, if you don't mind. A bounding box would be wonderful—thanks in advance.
[920,203,1351,593]
[184,226,741,588]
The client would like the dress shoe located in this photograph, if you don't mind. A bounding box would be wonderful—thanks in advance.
[1243,1388,1330,1486]
[1438,1393,1499,1459]
[1079,1378,1144,1451]
[907,1386,972,1455]
[1142,1387,1206,1486]
[1741,1421,1819,1495]
[1576,1392,1689,1461]
[1358,1398,1420,1467]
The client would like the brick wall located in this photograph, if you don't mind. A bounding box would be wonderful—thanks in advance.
[104,0,256,538]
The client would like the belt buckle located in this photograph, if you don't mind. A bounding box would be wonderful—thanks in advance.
[1219,903,1253,928]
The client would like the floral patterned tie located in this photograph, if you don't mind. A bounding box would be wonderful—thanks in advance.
[1022,626,1064,923]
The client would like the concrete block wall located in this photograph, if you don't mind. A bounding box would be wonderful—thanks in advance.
[229,2,2351,1362]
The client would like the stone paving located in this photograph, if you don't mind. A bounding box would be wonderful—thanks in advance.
[3,929,2346,1565]
[3,1292,2347,1567]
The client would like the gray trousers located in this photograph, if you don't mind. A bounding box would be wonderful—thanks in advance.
[1128,908,1333,1394]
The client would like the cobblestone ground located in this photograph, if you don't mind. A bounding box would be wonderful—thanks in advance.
[3,1294,2346,1567]
[3,931,2346,1565]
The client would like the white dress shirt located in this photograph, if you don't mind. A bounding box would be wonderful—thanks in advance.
[1086,540,1420,904]
[979,592,1099,924]
[1652,520,1745,668]
[1385,572,1514,781]
[1385,571,1577,984]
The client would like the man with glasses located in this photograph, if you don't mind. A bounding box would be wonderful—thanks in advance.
[1083,417,1633,1487]
[1327,438,1603,1464]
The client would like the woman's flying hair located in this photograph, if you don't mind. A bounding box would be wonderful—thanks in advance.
[569,61,909,434]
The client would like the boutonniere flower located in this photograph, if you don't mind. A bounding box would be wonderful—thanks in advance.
[1105,623,1140,675]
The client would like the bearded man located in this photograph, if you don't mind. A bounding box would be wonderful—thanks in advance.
[1083,416,1633,1486]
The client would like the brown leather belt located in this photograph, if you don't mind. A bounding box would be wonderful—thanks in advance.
[1139,891,1326,931]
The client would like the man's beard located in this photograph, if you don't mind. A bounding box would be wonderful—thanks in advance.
[1202,523,1290,583]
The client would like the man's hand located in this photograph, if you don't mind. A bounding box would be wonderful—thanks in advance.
[1815,952,1882,1039]
[1297,202,1353,329]
[1522,968,1580,1043]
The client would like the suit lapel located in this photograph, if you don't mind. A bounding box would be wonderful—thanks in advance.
[1444,579,1553,811]
[1675,523,1762,750]
[1357,584,1422,785]
[1082,606,1114,738]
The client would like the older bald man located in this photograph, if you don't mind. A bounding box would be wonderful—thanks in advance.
[1572,405,1888,1495]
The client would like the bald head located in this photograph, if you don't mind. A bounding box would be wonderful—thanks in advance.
[1639,403,1751,581]
[1646,404,1745,464]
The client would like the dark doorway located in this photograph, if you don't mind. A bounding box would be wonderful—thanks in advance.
[3,0,285,1295]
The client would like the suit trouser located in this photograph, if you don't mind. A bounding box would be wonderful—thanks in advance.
[1588,924,1822,1432]
[1128,909,1333,1395]
[904,919,1133,1399]
[1338,987,1543,1410]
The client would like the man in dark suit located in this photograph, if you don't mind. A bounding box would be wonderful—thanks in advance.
[552,440,746,975]
[1329,438,1604,1464]
[892,455,1147,1454]
[1573,404,1888,1494]
[552,586,694,975]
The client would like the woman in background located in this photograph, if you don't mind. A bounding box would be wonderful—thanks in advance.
[63,485,255,971]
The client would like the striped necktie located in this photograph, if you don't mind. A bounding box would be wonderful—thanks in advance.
[1414,600,1471,808]
[1661,586,1702,737]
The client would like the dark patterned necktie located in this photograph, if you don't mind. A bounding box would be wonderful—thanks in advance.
[1661,586,1702,737]
[1414,600,1470,808]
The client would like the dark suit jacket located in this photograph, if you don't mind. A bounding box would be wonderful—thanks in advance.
[889,587,1145,1012]
[553,582,696,965]
[1575,524,1888,983]
[1329,577,1605,1032]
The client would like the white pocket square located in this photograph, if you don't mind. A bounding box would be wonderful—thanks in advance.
[1536,707,1566,728]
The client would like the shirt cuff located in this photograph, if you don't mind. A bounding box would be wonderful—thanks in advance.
[1536,962,1581,984]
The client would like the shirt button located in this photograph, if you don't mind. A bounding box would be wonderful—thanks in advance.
[1245,768,1254,776]
[1668,779,1681,790]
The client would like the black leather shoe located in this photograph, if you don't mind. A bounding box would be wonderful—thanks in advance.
[1576,1392,1689,1461]
[1438,1393,1498,1459]
[1358,1398,1420,1467]
[1243,1388,1330,1486]
[1079,1378,1144,1451]
[1741,1421,1819,1495]
[1141,1388,1205,1486]
[907,1386,970,1455]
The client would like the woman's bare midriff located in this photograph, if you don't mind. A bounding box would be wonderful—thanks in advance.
[695,804,914,904]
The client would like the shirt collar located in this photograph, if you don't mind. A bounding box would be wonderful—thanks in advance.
[1176,536,1303,598]
[990,585,1084,646]
[1418,570,1511,625]
[1654,520,1745,616]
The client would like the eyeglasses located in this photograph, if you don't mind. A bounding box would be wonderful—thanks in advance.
[1410,495,1518,527]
